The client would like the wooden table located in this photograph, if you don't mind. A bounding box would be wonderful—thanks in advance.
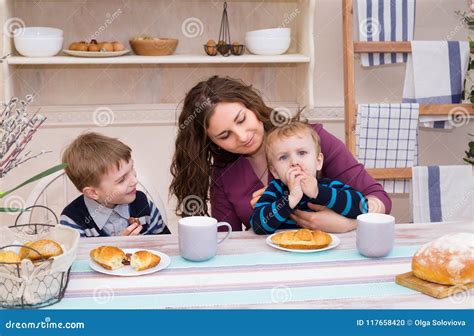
[48,221,474,309]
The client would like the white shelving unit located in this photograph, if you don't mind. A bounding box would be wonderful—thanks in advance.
[6,54,311,65]
[1,0,316,110]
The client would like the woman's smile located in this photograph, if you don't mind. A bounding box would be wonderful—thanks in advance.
[243,134,255,148]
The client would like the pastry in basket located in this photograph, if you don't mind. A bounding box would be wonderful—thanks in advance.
[271,229,332,250]
[19,239,64,261]
[0,251,21,263]
[130,250,161,271]
[90,246,126,270]
[412,232,473,285]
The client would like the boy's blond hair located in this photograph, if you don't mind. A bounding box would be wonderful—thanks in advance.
[62,132,132,191]
[265,121,321,167]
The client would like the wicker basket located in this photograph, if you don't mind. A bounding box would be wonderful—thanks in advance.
[0,206,79,309]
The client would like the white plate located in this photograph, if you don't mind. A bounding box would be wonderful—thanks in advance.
[266,231,341,253]
[63,49,130,57]
[89,248,171,276]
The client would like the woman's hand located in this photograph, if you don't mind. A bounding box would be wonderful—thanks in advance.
[250,187,265,208]
[290,203,356,233]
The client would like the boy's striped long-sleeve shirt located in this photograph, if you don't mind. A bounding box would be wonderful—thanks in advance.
[250,178,368,235]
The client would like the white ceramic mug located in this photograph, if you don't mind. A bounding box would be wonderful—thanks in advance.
[356,213,395,258]
[178,216,232,261]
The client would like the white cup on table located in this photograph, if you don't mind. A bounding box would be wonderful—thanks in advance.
[356,213,395,258]
[178,216,232,262]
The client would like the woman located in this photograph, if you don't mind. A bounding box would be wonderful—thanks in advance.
[170,76,391,233]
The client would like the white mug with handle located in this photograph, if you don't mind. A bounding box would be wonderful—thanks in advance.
[178,216,232,261]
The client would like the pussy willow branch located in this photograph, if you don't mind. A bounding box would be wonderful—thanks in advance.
[0,95,48,178]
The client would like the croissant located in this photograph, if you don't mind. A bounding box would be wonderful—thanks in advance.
[130,250,161,271]
[271,229,332,250]
[90,246,126,270]
[0,251,21,263]
[19,239,64,261]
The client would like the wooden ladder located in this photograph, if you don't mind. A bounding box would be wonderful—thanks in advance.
[342,0,473,180]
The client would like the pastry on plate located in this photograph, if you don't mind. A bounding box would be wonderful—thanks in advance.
[90,246,126,270]
[130,250,161,271]
[271,229,332,250]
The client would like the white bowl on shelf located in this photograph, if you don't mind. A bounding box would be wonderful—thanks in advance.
[14,27,64,57]
[15,27,63,37]
[245,36,291,55]
[245,28,290,38]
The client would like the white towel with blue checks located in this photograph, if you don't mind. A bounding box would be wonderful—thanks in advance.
[356,104,419,194]
[411,165,474,223]
[357,0,416,67]
[403,41,471,129]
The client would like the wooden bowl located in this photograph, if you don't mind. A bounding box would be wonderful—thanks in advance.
[129,38,178,56]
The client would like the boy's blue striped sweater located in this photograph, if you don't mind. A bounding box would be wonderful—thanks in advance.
[250,179,368,234]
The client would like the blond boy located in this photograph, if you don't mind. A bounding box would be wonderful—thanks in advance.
[250,122,368,234]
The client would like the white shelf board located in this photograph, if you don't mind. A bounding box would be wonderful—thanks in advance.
[7,54,311,65]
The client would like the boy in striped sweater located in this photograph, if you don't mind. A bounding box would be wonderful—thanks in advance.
[60,132,170,237]
[250,122,368,234]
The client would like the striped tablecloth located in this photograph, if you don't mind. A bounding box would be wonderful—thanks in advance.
[47,221,473,309]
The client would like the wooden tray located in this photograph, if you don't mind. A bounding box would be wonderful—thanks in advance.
[395,272,474,299]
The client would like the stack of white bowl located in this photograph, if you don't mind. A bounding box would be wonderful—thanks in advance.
[245,28,291,56]
[14,27,63,57]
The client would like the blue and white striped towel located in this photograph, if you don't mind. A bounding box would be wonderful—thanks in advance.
[411,165,474,223]
[403,41,471,129]
[356,104,419,194]
[357,0,416,67]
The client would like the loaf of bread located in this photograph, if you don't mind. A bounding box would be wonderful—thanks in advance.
[412,233,474,285]
[90,246,126,270]
[271,229,332,250]
[19,239,64,261]
[0,251,21,263]
[130,250,161,271]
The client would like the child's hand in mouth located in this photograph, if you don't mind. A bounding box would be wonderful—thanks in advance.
[291,165,304,177]
[286,167,304,208]
[300,174,318,199]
